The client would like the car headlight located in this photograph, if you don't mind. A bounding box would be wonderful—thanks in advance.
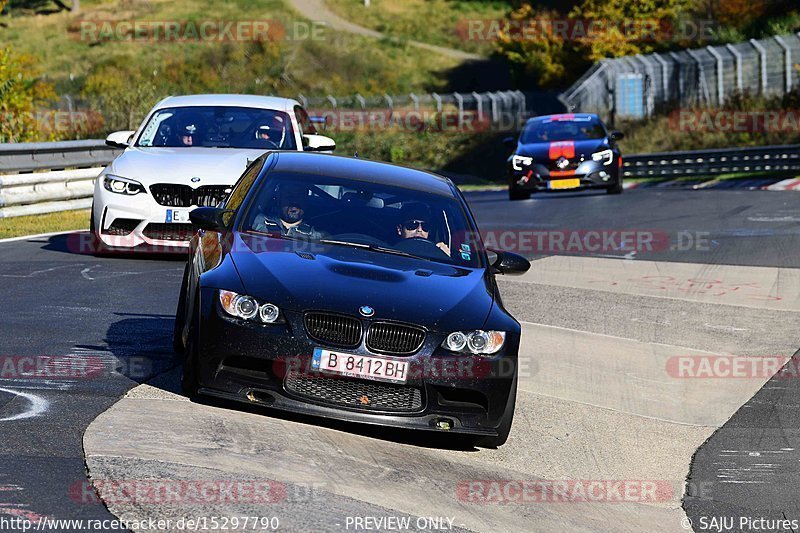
[103,174,145,195]
[442,330,506,355]
[512,155,533,171]
[219,290,282,323]
[591,149,614,166]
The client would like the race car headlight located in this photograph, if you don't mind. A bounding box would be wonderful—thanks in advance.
[219,290,282,323]
[442,330,506,355]
[591,149,614,166]
[103,174,145,195]
[512,155,533,171]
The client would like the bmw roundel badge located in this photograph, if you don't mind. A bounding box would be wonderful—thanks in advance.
[359,305,375,317]
[191,177,201,183]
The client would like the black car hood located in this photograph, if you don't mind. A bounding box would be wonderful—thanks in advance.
[229,233,494,331]
[516,138,608,158]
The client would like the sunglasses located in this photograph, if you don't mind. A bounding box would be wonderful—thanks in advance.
[402,220,429,232]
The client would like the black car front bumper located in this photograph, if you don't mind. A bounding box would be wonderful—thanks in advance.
[509,159,620,192]
[194,289,519,437]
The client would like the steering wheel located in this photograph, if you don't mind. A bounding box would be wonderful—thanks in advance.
[398,237,449,259]
[260,139,279,149]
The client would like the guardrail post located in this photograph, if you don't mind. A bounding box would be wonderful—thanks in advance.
[725,44,744,92]
[706,45,725,105]
[774,35,793,93]
[750,39,768,94]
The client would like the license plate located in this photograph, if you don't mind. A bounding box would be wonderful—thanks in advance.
[166,209,190,223]
[311,348,408,384]
[549,178,580,190]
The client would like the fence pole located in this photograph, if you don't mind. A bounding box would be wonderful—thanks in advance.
[409,93,419,112]
[453,92,464,129]
[355,93,366,110]
[432,93,442,113]
[652,54,670,103]
[471,91,484,123]
[725,44,744,92]
[750,39,768,94]
[668,52,685,104]
[774,36,793,93]
[326,95,337,110]
[297,94,308,107]
[706,46,725,105]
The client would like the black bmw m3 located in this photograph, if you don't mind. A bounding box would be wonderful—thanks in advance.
[174,151,530,447]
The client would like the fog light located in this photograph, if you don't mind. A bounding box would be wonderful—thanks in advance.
[599,171,609,181]
[435,418,453,431]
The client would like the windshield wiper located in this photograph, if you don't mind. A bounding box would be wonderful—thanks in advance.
[318,239,426,261]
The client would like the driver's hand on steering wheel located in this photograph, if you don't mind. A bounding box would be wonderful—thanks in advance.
[436,242,450,256]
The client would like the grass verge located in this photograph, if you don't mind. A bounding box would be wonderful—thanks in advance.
[0,209,90,239]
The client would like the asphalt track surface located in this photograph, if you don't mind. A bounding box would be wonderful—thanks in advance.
[0,187,798,532]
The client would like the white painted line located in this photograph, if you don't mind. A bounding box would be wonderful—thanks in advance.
[0,229,84,244]
[0,388,49,421]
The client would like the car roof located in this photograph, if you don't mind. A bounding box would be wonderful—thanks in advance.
[526,113,600,124]
[153,94,299,113]
[266,152,457,197]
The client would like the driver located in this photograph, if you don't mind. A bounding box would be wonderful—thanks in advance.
[179,123,199,146]
[396,202,450,256]
[254,115,285,146]
[252,184,321,239]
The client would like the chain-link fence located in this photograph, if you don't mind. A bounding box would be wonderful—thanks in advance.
[559,33,800,122]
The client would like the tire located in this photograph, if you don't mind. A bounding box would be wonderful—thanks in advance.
[473,378,517,448]
[509,187,531,201]
[181,295,200,397]
[606,179,623,195]
[172,262,191,355]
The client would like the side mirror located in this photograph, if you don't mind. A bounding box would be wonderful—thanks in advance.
[105,131,135,148]
[488,249,530,276]
[503,136,517,150]
[303,134,336,152]
[189,207,234,232]
[610,131,625,141]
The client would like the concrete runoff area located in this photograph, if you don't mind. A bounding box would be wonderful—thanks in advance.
[83,255,800,532]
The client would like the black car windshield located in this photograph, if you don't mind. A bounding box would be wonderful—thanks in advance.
[240,172,485,268]
[520,117,606,143]
[135,106,297,150]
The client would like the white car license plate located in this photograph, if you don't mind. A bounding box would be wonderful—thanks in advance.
[166,209,190,223]
[311,348,408,384]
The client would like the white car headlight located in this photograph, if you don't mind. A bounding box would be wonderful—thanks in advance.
[512,155,533,171]
[591,149,614,166]
[103,174,146,195]
[442,330,506,356]
[219,290,282,323]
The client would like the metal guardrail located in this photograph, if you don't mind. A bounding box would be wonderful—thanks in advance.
[622,145,800,178]
[0,141,798,218]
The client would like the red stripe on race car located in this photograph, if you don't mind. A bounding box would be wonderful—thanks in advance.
[548,141,575,160]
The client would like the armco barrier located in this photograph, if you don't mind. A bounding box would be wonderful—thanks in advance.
[0,140,797,217]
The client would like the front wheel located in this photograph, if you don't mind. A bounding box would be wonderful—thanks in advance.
[509,188,531,201]
[606,179,623,195]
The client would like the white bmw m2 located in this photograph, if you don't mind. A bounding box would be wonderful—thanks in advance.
[92,94,335,251]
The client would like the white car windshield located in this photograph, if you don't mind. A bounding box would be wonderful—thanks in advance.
[136,106,297,150]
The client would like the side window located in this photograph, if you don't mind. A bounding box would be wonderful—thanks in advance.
[224,157,264,213]
[294,105,316,136]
